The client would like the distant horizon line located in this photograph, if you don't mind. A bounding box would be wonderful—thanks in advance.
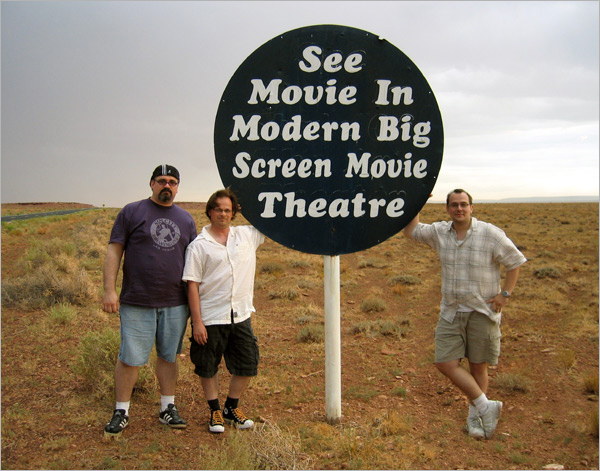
[427,195,598,204]
[2,195,598,208]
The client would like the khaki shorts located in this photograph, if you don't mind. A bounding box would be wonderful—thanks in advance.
[434,311,501,365]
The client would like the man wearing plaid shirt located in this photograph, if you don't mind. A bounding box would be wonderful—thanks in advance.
[404,189,526,439]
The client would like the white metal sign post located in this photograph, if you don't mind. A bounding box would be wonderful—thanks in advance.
[324,255,342,423]
[214,25,444,423]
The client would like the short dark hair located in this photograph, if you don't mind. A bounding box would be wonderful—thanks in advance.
[205,188,239,219]
[446,189,473,206]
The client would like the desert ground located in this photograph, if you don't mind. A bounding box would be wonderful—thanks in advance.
[1,201,598,470]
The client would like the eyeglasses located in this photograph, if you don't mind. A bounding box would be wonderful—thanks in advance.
[154,179,179,187]
[449,202,471,209]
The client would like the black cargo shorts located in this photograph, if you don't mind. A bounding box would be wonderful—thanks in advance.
[189,317,259,378]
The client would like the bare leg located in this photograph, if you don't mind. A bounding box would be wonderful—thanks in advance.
[115,360,139,402]
[469,362,489,394]
[436,360,483,401]
[228,375,251,399]
[155,357,177,396]
[201,374,220,401]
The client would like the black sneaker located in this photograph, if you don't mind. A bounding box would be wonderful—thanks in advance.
[223,406,254,429]
[104,409,129,437]
[209,409,225,433]
[159,404,187,429]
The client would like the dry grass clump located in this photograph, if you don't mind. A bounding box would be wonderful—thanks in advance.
[388,274,421,286]
[583,372,599,395]
[260,261,284,274]
[2,266,95,310]
[360,296,387,313]
[72,328,157,401]
[289,259,311,269]
[590,408,599,439]
[350,319,407,339]
[24,238,76,269]
[198,422,310,470]
[494,372,532,393]
[357,257,387,269]
[250,422,311,469]
[2,222,100,309]
[268,287,300,300]
[294,303,321,325]
[373,409,411,437]
[533,267,562,279]
[297,325,324,343]
[556,348,577,371]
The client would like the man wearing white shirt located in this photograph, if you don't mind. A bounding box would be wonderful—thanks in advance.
[183,188,265,433]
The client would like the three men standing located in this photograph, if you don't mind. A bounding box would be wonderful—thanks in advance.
[102,176,522,441]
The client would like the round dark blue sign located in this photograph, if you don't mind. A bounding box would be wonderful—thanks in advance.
[215,24,443,255]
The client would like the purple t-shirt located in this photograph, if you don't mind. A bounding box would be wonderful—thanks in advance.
[109,198,197,308]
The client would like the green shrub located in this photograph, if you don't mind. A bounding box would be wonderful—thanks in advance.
[72,328,157,400]
[48,303,77,325]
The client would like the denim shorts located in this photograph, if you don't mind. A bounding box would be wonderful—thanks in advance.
[189,317,259,378]
[434,311,501,365]
[118,304,189,366]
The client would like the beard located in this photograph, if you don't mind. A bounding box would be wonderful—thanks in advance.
[158,189,173,203]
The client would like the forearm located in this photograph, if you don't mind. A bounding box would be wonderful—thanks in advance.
[103,244,123,291]
[187,281,208,344]
[403,213,420,239]
[186,281,203,324]
[502,266,521,294]
[102,243,124,312]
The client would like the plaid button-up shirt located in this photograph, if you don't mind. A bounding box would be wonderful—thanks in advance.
[412,217,526,323]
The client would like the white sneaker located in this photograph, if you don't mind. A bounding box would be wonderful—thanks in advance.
[223,406,254,430]
[209,409,225,433]
[480,400,503,439]
[466,415,485,439]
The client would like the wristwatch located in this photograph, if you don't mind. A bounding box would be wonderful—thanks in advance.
[501,290,511,298]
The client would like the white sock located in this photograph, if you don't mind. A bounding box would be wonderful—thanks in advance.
[115,401,130,416]
[161,395,175,412]
[472,393,490,415]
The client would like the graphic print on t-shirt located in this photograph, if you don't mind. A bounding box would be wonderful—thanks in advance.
[150,218,181,249]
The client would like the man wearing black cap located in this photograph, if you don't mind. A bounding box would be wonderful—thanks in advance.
[102,164,197,438]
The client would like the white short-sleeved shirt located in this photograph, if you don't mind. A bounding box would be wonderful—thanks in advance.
[412,217,527,323]
[182,225,265,326]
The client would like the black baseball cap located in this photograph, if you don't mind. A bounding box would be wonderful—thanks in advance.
[151,164,180,182]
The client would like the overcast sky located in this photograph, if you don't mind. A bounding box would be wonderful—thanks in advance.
[2,1,598,208]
